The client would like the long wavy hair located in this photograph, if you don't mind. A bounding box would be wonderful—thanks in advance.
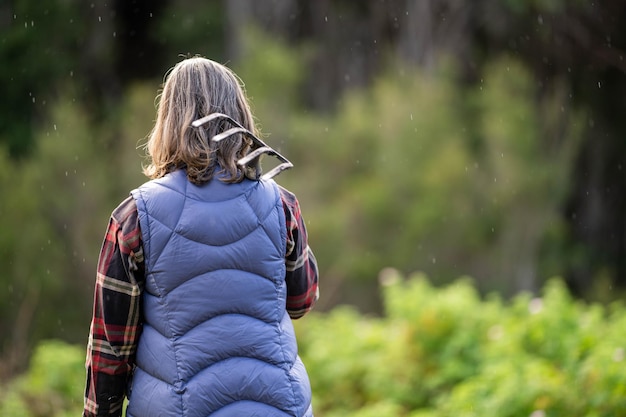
[142,57,257,184]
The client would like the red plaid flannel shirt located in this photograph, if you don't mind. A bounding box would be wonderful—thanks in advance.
[84,185,319,417]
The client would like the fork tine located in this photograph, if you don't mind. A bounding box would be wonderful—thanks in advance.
[238,147,276,166]
[212,127,249,143]
[261,163,294,180]
[191,112,239,128]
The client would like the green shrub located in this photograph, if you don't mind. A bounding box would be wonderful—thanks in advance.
[295,270,626,417]
[0,340,84,417]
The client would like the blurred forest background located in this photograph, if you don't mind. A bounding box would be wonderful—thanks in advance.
[0,0,625,389]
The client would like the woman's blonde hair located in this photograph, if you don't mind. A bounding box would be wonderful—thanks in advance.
[142,56,257,184]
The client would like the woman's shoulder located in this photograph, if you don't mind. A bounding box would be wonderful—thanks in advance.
[111,195,138,223]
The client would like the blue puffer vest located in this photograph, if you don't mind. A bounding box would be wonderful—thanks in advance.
[127,169,313,417]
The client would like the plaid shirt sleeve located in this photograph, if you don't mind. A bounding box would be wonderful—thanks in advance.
[84,196,144,417]
[280,186,319,319]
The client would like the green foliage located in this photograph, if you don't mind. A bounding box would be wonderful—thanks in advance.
[0,84,152,370]
[3,274,623,416]
[294,271,626,416]
[0,340,84,417]
[0,96,104,352]
[254,51,584,296]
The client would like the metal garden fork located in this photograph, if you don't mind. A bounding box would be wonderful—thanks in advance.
[192,113,293,180]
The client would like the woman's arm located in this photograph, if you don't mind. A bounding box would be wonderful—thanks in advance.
[84,197,144,417]
[280,186,319,319]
